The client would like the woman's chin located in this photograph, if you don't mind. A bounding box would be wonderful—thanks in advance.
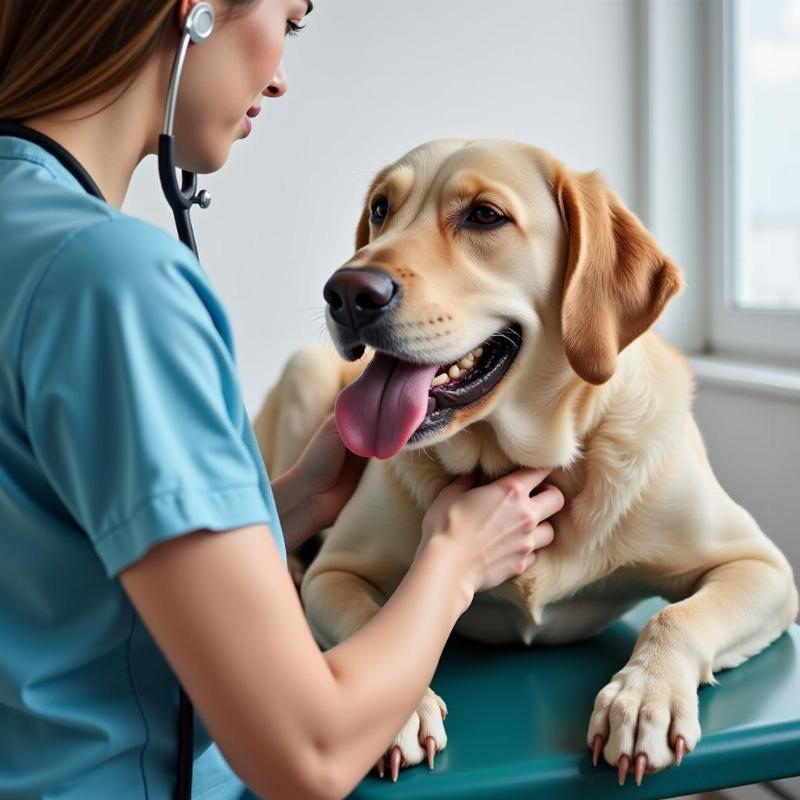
[183,151,228,176]
[174,136,232,175]
[172,118,250,174]
[205,150,230,174]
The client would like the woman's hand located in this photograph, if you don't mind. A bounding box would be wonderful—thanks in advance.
[418,466,564,599]
[295,413,369,530]
[272,414,368,551]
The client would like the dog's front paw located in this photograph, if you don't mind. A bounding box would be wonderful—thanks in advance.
[587,665,701,785]
[375,687,448,782]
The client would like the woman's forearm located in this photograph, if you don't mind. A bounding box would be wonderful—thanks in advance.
[273,464,477,795]
[319,536,473,796]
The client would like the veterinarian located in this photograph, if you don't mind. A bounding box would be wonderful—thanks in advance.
[0,1,565,798]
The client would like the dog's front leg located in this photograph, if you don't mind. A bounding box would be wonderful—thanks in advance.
[587,553,798,785]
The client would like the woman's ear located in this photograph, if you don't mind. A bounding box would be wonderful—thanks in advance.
[552,165,683,385]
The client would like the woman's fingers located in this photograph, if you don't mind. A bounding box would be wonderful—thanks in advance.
[531,520,555,549]
[530,483,565,520]
[513,466,554,493]
[451,472,478,490]
[444,466,554,501]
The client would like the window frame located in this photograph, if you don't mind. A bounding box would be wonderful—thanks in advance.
[707,0,800,365]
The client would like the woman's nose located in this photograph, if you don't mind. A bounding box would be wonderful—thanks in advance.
[264,62,287,98]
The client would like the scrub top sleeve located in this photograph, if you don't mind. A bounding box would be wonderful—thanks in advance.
[19,217,275,577]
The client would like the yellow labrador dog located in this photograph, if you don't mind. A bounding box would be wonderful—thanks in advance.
[253,139,798,785]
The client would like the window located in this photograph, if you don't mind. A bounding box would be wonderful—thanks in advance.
[709,0,800,364]
[736,0,800,310]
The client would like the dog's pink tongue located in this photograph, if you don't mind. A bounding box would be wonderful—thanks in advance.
[335,354,439,459]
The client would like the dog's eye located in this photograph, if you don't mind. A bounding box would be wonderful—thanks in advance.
[370,196,389,224]
[466,204,508,227]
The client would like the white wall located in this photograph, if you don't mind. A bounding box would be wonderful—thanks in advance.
[123,0,799,579]
[693,385,800,570]
[124,0,641,413]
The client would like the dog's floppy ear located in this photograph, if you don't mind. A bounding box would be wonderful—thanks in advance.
[552,165,683,385]
[354,204,371,251]
[354,164,394,251]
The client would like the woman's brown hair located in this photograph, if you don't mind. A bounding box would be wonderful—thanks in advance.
[0,0,257,121]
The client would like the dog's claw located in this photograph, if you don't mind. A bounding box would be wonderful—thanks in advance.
[617,754,630,786]
[674,735,686,766]
[425,736,436,769]
[591,734,603,767]
[389,746,402,782]
[634,753,648,786]
[376,754,385,779]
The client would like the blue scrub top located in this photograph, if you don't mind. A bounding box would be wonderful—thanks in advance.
[0,134,287,799]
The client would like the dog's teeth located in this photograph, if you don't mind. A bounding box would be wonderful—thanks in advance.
[431,373,450,387]
[474,346,484,358]
[459,355,474,369]
[448,365,461,379]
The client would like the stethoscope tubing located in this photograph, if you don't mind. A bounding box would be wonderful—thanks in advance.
[158,14,216,799]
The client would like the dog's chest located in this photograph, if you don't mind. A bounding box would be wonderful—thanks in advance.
[453,571,657,646]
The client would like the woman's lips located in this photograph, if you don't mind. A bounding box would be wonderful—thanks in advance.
[241,105,261,137]
[242,106,260,137]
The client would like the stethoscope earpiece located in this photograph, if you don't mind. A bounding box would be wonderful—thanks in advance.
[185,2,215,43]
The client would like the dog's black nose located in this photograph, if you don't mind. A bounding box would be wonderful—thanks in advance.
[323,267,399,329]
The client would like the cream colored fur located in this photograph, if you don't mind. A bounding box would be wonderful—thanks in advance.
[253,139,798,776]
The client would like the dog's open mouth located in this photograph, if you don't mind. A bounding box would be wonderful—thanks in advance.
[335,323,523,459]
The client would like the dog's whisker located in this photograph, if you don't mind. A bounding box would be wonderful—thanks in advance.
[489,330,522,349]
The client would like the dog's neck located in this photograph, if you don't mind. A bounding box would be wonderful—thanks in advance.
[392,332,694,539]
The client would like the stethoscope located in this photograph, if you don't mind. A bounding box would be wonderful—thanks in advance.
[159,2,215,257]
[160,7,216,798]
[0,4,217,799]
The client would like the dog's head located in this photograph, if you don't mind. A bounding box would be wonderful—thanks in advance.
[325,139,683,460]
